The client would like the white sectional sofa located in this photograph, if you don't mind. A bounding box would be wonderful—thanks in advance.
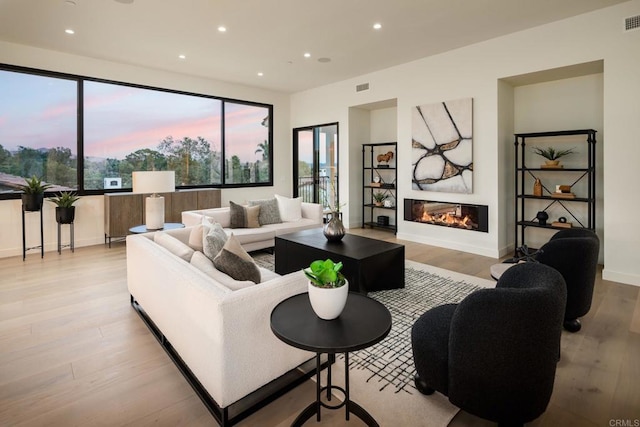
[126,227,315,425]
[181,199,323,252]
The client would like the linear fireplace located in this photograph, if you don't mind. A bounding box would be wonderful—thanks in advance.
[404,199,488,232]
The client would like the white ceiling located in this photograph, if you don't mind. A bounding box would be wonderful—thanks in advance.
[0,0,628,93]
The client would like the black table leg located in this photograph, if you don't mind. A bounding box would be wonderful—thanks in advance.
[291,352,379,427]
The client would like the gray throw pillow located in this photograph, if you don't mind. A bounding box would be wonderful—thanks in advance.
[229,201,260,228]
[213,234,261,283]
[248,198,282,225]
[203,223,228,261]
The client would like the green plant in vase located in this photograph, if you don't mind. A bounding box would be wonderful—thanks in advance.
[304,259,348,320]
[304,259,346,289]
[372,191,387,206]
[532,146,575,167]
[49,191,80,208]
[18,176,53,211]
[48,191,80,224]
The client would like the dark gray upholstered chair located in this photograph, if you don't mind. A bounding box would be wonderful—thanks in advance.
[491,229,600,332]
[411,263,567,427]
[534,228,599,332]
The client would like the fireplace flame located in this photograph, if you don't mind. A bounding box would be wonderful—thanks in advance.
[421,211,474,229]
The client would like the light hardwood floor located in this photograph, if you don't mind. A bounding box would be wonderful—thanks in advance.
[1,228,638,426]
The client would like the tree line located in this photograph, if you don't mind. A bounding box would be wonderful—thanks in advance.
[1,136,270,190]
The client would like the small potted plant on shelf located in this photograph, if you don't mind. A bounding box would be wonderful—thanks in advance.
[18,176,53,212]
[304,259,348,320]
[532,146,575,168]
[372,191,387,207]
[48,191,80,224]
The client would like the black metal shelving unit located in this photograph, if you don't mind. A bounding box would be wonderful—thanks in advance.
[514,129,596,251]
[362,142,397,233]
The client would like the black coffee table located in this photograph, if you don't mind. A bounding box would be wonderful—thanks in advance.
[275,229,405,293]
[271,293,391,426]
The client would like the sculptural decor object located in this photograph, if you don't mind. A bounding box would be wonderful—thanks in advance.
[536,211,549,225]
[323,212,345,242]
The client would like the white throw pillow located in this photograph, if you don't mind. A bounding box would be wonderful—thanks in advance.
[188,224,206,252]
[154,232,195,262]
[275,194,302,222]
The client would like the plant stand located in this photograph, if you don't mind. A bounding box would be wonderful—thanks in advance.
[21,206,44,260]
[58,221,75,254]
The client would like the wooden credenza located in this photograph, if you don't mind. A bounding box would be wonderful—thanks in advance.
[104,188,221,245]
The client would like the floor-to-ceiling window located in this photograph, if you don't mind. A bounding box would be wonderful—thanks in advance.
[293,123,338,211]
[0,69,78,192]
[0,64,273,199]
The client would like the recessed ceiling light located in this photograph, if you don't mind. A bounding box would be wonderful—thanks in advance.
[304,52,311,58]
[373,23,382,30]
[257,72,264,77]
[218,26,227,32]
[178,54,186,60]
[65,29,75,35]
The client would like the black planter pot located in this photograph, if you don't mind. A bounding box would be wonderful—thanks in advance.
[56,206,76,224]
[21,194,44,212]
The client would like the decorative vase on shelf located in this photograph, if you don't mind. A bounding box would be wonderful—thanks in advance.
[308,280,349,320]
[323,212,345,242]
[533,178,543,197]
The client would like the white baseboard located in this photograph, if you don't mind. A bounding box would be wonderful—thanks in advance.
[0,236,107,259]
[602,269,640,287]
[396,232,500,259]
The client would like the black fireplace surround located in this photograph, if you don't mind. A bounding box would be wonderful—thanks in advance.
[404,199,488,232]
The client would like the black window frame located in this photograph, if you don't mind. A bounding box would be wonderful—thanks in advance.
[0,63,274,200]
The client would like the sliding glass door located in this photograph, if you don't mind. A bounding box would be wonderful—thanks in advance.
[293,123,338,212]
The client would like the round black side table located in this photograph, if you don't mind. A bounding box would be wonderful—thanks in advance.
[271,292,391,426]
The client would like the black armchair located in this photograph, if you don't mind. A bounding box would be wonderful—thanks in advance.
[411,263,567,426]
[534,228,599,332]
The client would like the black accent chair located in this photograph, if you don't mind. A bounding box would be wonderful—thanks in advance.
[411,263,567,427]
[534,229,600,332]
[490,229,600,332]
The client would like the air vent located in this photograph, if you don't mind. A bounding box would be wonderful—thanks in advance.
[356,83,370,92]
[624,14,640,32]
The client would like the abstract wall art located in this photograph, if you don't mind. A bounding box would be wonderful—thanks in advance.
[411,98,473,193]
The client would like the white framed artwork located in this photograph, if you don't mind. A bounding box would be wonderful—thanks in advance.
[411,98,473,193]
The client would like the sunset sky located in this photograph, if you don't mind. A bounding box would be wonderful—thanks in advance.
[0,70,268,163]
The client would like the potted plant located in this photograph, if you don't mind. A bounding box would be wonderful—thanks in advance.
[18,176,53,212]
[372,191,387,207]
[49,191,80,224]
[303,259,349,320]
[532,146,575,167]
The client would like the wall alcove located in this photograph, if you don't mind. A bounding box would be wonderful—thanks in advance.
[497,60,604,261]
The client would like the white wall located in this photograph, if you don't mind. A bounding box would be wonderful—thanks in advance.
[290,0,640,285]
[0,41,292,258]
[512,74,604,261]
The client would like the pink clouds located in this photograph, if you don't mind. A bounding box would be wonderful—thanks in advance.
[40,100,77,120]
[85,115,221,159]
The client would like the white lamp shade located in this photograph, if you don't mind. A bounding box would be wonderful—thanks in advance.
[132,171,175,195]
[131,171,175,230]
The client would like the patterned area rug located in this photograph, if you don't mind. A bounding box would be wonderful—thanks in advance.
[251,253,495,426]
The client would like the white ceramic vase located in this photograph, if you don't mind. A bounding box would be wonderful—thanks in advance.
[308,281,349,320]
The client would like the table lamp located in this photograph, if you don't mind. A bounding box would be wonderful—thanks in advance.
[132,171,175,230]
